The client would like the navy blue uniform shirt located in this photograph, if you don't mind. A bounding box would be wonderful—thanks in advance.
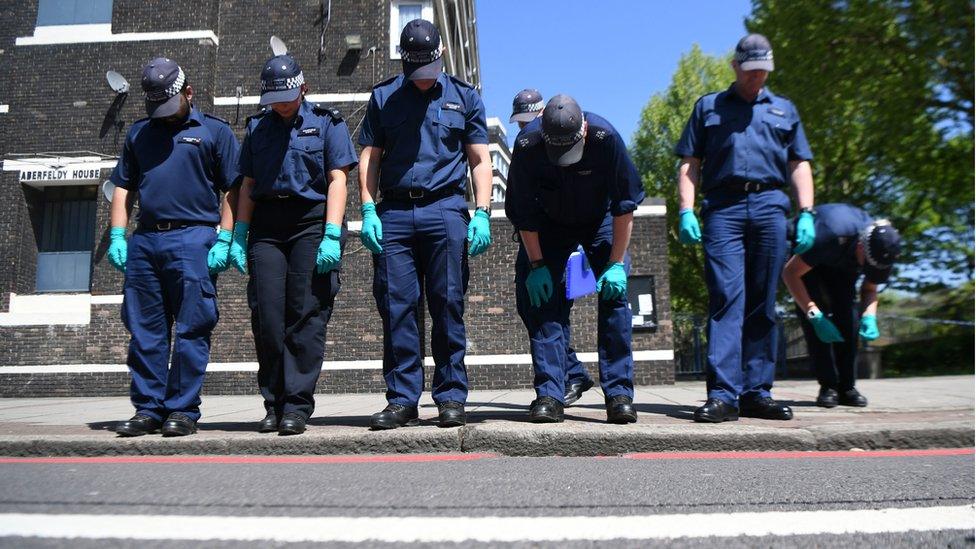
[800,203,874,272]
[358,72,488,195]
[674,84,813,191]
[505,113,645,232]
[111,106,241,226]
[239,101,358,201]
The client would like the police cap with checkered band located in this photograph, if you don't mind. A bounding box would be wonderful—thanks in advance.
[400,19,443,81]
[141,57,187,118]
[260,54,305,106]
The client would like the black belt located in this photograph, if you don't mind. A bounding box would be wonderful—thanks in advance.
[137,220,214,232]
[728,180,783,193]
[254,193,311,202]
[381,186,462,202]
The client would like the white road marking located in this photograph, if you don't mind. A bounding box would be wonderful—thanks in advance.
[0,505,971,542]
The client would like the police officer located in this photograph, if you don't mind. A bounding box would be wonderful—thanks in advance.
[675,34,817,423]
[782,204,902,408]
[358,19,493,430]
[108,58,240,437]
[506,95,645,424]
[510,89,594,406]
[228,51,357,435]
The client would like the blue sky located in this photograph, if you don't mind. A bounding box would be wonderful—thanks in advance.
[475,0,752,146]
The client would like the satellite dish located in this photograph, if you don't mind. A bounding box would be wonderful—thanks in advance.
[99,92,128,139]
[270,35,288,56]
[106,70,130,94]
[101,180,116,203]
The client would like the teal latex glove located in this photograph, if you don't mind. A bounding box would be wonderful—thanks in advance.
[316,222,342,274]
[467,209,492,257]
[678,208,702,245]
[793,211,816,254]
[107,226,127,273]
[207,229,232,275]
[596,262,628,301]
[809,311,844,343]
[360,202,383,254]
[858,314,880,341]
[230,221,249,274]
[525,264,553,308]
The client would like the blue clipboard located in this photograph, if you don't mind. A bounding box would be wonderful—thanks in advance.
[566,246,597,299]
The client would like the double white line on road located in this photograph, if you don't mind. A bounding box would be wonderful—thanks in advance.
[0,505,972,542]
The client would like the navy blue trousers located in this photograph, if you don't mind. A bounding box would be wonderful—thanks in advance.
[701,188,790,406]
[122,225,218,422]
[514,215,633,402]
[372,193,470,406]
[794,264,860,391]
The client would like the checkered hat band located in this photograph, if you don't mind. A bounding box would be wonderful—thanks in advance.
[543,117,585,147]
[735,49,773,63]
[399,47,442,64]
[261,72,305,92]
[514,101,544,114]
[860,219,892,268]
[145,67,185,102]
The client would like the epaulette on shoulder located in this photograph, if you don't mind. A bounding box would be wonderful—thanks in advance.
[312,103,343,121]
[372,75,398,89]
[448,75,475,89]
[515,130,542,150]
[245,107,269,124]
[203,113,231,125]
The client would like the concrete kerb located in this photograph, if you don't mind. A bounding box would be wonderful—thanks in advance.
[0,422,971,457]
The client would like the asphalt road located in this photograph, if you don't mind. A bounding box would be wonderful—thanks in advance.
[0,449,972,548]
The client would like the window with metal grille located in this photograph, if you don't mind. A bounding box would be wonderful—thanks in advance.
[36,0,113,26]
[36,185,97,292]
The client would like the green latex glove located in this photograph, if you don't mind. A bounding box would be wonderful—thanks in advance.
[107,226,127,273]
[360,202,383,254]
[809,310,844,343]
[794,211,816,254]
[207,229,232,275]
[230,221,249,274]
[858,314,880,341]
[525,264,553,308]
[316,222,342,274]
[467,209,492,257]
[596,262,628,301]
[678,208,702,244]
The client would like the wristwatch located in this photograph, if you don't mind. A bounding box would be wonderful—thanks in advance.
[530,259,546,270]
[475,205,491,217]
[799,207,815,216]
[806,307,820,319]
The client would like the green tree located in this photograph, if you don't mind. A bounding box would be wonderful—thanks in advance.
[631,45,732,313]
[747,0,975,290]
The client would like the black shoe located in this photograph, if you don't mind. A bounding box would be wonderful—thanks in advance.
[839,388,868,407]
[437,401,466,427]
[258,411,279,433]
[116,414,162,437]
[740,397,794,420]
[370,404,420,430]
[529,396,564,423]
[606,395,637,424]
[161,412,198,437]
[564,378,595,406]
[816,387,839,408]
[693,398,739,423]
[278,413,307,435]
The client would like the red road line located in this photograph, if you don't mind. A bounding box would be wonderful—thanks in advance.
[621,448,975,460]
[0,453,499,464]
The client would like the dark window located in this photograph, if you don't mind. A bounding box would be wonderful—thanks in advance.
[36,186,97,293]
[36,0,113,27]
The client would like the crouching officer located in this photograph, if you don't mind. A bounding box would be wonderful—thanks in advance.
[358,19,493,429]
[505,95,644,424]
[229,51,357,435]
[511,88,594,406]
[108,58,240,437]
[782,204,901,408]
[676,34,817,423]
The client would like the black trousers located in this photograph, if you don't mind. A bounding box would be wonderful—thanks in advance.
[793,264,860,391]
[247,199,341,419]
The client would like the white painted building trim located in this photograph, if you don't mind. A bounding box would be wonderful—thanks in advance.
[213,93,371,107]
[16,27,219,46]
[0,105,8,114]
[90,295,124,305]
[0,351,674,375]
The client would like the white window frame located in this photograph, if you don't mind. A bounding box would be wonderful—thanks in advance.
[389,0,434,60]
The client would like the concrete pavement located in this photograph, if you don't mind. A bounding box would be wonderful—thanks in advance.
[0,376,971,456]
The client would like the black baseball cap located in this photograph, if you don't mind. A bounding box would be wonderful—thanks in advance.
[400,19,443,81]
[510,89,544,123]
[260,54,304,106]
[141,57,186,118]
[542,95,585,166]
[860,220,902,284]
[734,33,774,72]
